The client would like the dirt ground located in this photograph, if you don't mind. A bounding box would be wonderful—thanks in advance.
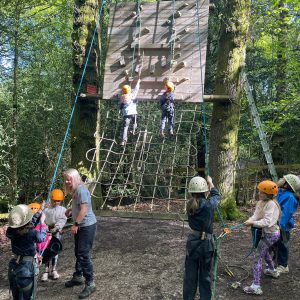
[1,215,300,300]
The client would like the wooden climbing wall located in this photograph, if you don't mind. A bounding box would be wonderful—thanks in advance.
[103,0,209,102]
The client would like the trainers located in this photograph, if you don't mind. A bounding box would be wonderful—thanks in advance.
[120,140,126,146]
[276,265,289,274]
[41,272,48,282]
[52,270,60,280]
[243,285,263,295]
[263,268,280,278]
[65,275,84,288]
[160,132,165,138]
[78,282,96,299]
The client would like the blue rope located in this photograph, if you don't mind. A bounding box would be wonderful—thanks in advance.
[46,0,107,202]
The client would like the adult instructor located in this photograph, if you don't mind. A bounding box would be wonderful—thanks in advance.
[64,168,97,299]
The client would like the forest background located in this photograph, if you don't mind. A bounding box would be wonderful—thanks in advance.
[0,0,299,215]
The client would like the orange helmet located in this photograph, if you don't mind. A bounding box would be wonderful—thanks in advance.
[50,189,64,201]
[28,202,41,214]
[122,84,131,94]
[164,81,174,92]
[257,180,278,196]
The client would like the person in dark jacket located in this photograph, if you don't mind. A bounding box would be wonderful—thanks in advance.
[6,204,47,300]
[160,81,175,137]
[183,175,220,300]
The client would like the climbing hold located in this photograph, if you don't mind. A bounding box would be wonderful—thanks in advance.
[150,65,155,74]
[161,56,167,67]
[184,27,190,33]
[166,20,172,25]
[142,27,150,34]
[178,61,187,68]
[135,64,140,74]
[119,56,126,67]
[130,11,137,18]
[175,11,182,18]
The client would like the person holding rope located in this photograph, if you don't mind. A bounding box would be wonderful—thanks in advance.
[119,78,141,146]
[41,189,67,281]
[159,81,175,137]
[6,204,47,300]
[243,180,281,296]
[183,175,220,300]
[63,168,97,299]
[270,174,300,274]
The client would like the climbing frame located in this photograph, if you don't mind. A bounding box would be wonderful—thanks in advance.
[103,0,209,102]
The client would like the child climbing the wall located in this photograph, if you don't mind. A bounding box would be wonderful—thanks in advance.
[270,174,300,274]
[243,180,281,295]
[41,189,67,281]
[6,205,47,300]
[160,81,175,137]
[183,175,220,300]
[119,78,141,146]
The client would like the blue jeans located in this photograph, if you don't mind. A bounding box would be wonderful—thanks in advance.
[74,223,96,283]
[275,230,290,267]
[122,115,137,142]
[183,235,214,300]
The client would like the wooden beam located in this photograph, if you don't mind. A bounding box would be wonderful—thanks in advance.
[79,93,231,102]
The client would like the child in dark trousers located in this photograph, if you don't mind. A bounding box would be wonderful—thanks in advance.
[6,204,47,300]
[273,174,300,274]
[160,81,175,137]
[183,175,220,300]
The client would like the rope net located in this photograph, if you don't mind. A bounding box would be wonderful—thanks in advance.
[86,101,206,214]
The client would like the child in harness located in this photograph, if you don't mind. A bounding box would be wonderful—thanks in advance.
[160,81,175,137]
[6,204,47,300]
[183,175,220,300]
[119,79,141,146]
[243,180,281,295]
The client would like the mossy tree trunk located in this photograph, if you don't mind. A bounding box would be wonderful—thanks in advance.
[208,0,250,219]
[71,0,102,207]
[71,0,100,174]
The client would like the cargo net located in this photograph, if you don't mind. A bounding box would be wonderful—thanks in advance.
[87,101,205,215]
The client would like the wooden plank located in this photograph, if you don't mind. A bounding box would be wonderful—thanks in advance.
[109,15,207,27]
[107,30,208,45]
[111,0,208,12]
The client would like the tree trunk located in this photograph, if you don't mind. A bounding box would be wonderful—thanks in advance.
[11,0,21,205]
[71,0,100,177]
[208,0,250,219]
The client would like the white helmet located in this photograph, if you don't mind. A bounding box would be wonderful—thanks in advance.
[188,176,209,193]
[284,174,300,193]
[8,204,33,228]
